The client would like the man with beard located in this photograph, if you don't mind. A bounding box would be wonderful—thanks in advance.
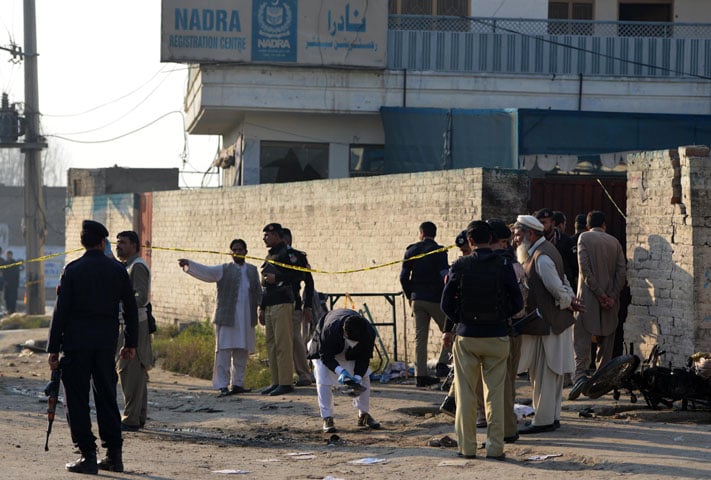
[535,209,577,294]
[178,239,262,397]
[114,231,152,437]
[513,215,584,434]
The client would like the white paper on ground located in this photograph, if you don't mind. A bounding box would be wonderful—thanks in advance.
[526,453,563,461]
[347,457,389,465]
[211,469,251,474]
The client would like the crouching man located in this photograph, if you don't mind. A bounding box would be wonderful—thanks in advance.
[307,308,381,433]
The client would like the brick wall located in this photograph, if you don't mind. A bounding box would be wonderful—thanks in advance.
[64,168,528,366]
[626,146,711,366]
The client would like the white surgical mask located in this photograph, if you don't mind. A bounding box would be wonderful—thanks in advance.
[345,338,359,348]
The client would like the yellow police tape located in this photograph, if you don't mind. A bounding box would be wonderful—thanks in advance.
[0,244,454,275]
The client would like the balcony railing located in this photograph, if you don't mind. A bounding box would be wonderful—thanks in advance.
[388,16,711,78]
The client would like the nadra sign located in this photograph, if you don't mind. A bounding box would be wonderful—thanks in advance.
[161,0,387,68]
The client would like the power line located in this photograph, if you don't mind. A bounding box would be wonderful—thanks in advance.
[50,71,173,136]
[46,110,184,144]
[41,65,169,118]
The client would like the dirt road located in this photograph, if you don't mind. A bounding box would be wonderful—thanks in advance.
[1,328,709,479]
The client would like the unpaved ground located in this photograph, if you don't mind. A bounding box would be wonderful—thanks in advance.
[1,328,710,480]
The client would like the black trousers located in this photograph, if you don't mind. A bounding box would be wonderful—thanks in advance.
[60,349,122,452]
[4,284,17,313]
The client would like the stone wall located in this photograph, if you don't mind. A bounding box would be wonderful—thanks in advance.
[64,168,528,365]
[626,146,711,366]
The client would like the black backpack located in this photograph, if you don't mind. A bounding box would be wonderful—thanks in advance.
[457,253,509,326]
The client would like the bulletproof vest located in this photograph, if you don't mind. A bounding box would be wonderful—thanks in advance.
[458,253,509,326]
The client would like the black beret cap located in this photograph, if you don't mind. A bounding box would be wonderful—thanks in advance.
[455,230,468,247]
[82,220,108,238]
[487,218,511,241]
[535,208,554,220]
[262,222,282,233]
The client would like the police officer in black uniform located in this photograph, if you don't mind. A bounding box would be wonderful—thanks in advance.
[47,220,139,474]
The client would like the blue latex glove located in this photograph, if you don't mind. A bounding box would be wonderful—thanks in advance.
[338,370,355,384]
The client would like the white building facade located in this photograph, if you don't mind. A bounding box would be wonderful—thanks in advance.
[162,0,711,185]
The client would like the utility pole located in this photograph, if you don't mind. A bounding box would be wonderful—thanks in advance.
[22,0,46,314]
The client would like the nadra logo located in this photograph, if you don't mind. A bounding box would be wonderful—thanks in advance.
[256,0,293,38]
[174,8,242,32]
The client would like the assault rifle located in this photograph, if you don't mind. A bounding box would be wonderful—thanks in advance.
[510,308,542,336]
[43,368,61,451]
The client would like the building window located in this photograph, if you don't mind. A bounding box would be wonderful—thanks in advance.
[618,1,672,37]
[389,0,468,16]
[349,145,384,177]
[259,141,328,184]
[548,1,593,35]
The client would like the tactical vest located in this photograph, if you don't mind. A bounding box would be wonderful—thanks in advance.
[457,253,510,326]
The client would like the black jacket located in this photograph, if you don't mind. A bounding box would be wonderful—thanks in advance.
[441,248,523,338]
[286,246,315,310]
[307,308,376,377]
[400,238,449,302]
[261,242,300,307]
[47,249,138,353]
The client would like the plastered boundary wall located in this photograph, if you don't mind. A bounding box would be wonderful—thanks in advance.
[64,168,529,365]
[626,146,711,366]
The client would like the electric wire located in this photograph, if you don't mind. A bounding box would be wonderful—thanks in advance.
[46,110,184,144]
[51,70,173,136]
[41,65,169,118]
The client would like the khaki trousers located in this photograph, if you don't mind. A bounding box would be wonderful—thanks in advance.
[118,356,148,427]
[412,300,450,376]
[573,319,616,380]
[292,310,313,382]
[504,335,522,437]
[454,335,509,457]
[265,302,295,386]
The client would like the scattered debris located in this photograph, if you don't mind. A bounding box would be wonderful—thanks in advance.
[211,469,250,474]
[526,453,563,461]
[347,457,389,465]
[427,435,457,448]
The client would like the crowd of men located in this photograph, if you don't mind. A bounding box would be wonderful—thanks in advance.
[401,210,625,459]
[46,211,626,472]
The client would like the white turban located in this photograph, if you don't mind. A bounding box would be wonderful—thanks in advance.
[515,215,544,232]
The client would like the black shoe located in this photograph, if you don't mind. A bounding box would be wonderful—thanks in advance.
[261,384,278,395]
[504,434,519,443]
[435,363,450,378]
[66,449,98,474]
[97,449,124,473]
[357,413,381,429]
[439,395,456,417]
[230,385,251,394]
[120,422,140,432]
[488,453,506,461]
[217,387,230,397]
[322,416,336,433]
[518,422,556,434]
[457,452,476,459]
[268,385,294,396]
[554,420,561,429]
[295,378,312,387]
[416,376,440,387]
[568,376,590,400]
